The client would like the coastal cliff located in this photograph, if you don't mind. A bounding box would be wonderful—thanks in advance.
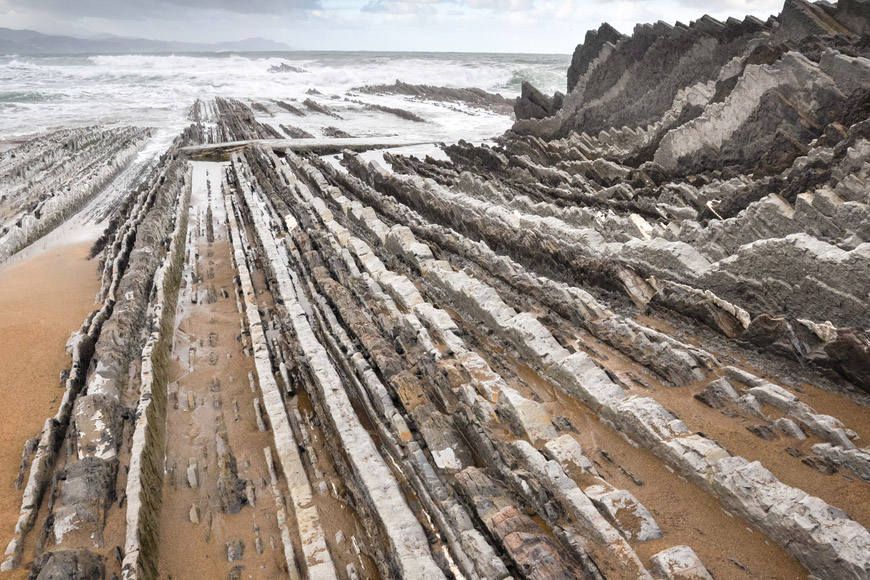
[2,2,870,579]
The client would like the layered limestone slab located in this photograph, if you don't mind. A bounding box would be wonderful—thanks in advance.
[650,546,714,580]
[231,154,447,580]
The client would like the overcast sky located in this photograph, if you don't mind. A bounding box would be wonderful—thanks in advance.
[0,0,786,53]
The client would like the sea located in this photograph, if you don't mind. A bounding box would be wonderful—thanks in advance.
[0,51,571,144]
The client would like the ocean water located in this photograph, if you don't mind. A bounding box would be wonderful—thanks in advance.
[0,51,571,142]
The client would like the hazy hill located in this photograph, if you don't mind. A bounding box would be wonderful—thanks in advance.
[0,28,291,54]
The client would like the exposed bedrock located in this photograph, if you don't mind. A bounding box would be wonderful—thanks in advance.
[121,159,190,580]
[190,97,283,143]
[280,123,315,139]
[567,23,627,94]
[653,51,855,175]
[46,158,190,576]
[3,129,198,578]
[304,97,343,119]
[513,0,870,177]
[699,233,870,328]
[0,126,152,263]
[363,6,870,397]
[32,549,105,580]
[354,80,515,115]
[839,0,870,33]
[5,4,870,580]
[347,141,869,341]
[514,81,563,121]
[361,102,426,123]
[287,142,870,579]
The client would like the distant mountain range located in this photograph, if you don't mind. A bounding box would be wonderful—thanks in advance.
[0,28,292,54]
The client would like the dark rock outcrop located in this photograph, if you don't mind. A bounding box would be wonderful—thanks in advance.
[513,0,870,182]
[31,549,105,580]
[269,63,306,73]
[567,23,626,93]
[280,124,315,139]
[303,97,343,119]
[322,126,353,138]
[514,81,562,120]
[355,80,514,115]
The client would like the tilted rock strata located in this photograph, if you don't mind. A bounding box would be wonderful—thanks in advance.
[0,126,151,262]
[516,0,870,177]
[4,2,870,579]
[355,80,515,115]
[3,130,198,576]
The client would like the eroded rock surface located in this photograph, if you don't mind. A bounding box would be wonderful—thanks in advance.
[355,80,515,114]
[4,3,870,580]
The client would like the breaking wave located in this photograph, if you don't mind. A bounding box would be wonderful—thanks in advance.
[0,51,570,139]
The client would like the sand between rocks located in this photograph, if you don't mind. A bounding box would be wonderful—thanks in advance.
[0,241,101,578]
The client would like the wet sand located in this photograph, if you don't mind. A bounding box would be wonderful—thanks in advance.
[0,242,100,578]
[158,163,286,578]
[159,238,290,578]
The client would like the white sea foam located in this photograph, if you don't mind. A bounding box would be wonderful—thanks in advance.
[0,52,570,141]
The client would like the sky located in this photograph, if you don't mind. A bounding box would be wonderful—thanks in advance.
[0,0,787,53]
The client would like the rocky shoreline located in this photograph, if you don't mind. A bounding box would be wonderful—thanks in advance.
[1,1,870,579]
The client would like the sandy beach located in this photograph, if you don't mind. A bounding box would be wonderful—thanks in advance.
[0,241,100,575]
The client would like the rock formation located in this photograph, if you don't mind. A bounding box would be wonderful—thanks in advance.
[0,126,151,263]
[3,2,870,580]
[269,63,307,74]
[355,80,515,114]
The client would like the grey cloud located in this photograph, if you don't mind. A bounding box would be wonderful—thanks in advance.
[362,0,540,15]
[559,0,781,10]
[677,0,781,8]
[3,0,320,20]
[361,1,390,13]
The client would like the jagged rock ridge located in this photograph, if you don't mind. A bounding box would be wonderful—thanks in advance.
[2,2,870,580]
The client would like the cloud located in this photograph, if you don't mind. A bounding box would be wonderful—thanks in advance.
[467,0,535,12]
[671,0,781,11]
[362,0,444,11]
[0,0,790,53]
[466,0,534,10]
[1,0,320,20]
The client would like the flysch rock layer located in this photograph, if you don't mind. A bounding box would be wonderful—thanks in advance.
[223,164,338,580]
[4,2,870,580]
[0,126,152,263]
[227,151,447,580]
